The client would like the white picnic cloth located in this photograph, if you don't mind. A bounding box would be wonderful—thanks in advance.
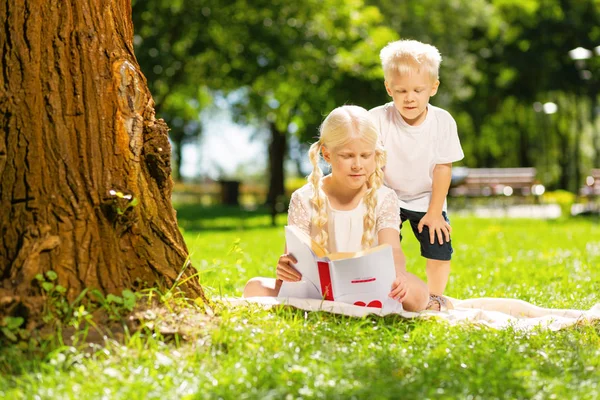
[219,296,600,331]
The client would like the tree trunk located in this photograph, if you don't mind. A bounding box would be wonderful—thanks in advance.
[595,98,600,169]
[265,122,286,216]
[0,0,205,324]
[558,134,570,191]
[518,108,531,167]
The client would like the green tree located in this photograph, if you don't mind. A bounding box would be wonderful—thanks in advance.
[194,0,396,208]
[132,0,397,202]
[368,0,496,169]
[372,0,600,192]
[1,0,205,323]
[463,0,600,189]
[132,0,213,181]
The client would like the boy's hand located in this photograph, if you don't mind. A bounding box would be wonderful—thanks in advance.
[276,253,302,282]
[418,213,451,245]
[389,272,409,302]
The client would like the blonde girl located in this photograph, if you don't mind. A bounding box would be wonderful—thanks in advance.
[244,105,429,311]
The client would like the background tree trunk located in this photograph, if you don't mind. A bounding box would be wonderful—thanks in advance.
[0,0,205,324]
[266,123,287,226]
[266,123,287,207]
[171,130,185,182]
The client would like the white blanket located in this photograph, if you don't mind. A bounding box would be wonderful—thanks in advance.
[220,296,600,331]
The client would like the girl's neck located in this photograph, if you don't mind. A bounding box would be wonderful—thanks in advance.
[322,175,367,210]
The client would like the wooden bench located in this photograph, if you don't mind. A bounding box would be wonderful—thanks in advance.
[450,167,540,197]
[171,181,266,207]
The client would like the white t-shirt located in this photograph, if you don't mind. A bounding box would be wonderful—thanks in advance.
[369,102,464,212]
[287,182,400,253]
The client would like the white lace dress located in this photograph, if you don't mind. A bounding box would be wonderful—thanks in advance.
[287,182,400,253]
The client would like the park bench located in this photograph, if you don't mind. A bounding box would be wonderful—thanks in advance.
[450,167,540,197]
[172,181,265,207]
[572,169,600,216]
[580,168,600,197]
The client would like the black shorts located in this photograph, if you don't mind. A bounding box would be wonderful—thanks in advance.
[400,208,453,261]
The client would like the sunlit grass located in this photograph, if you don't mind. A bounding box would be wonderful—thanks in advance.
[2,306,599,399]
[1,207,599,399]
[186,210,600,309]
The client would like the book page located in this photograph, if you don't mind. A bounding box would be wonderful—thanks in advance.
[278,226,323,299]
[278,226,404,312]
[328,245,401,311]
[325,244,391,261]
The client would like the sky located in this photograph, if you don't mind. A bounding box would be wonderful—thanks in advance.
[180,97,314,181]
[180,102,266,180]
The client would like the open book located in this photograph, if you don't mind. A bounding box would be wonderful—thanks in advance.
[278,225,403,312]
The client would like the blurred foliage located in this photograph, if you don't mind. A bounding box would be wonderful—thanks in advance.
[132,0,600,193]
[133,0,397,195]
[542,189,577,217]
[132,0,214,180]
[460,0,600,185]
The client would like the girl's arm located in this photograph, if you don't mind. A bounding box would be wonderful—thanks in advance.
[276,244,301,282]
[377,227,406,275]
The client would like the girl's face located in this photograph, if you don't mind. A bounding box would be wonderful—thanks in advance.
[323,137,377,190]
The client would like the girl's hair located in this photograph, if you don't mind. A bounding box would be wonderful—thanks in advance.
[307,105,386,252]
[380,39,442,82]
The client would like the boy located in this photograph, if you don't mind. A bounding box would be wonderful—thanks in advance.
[368,39,464,311]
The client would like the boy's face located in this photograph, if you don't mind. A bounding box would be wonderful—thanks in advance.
[384,68,439,126]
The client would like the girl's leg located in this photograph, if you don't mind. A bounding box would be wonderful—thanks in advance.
[400,272,429,312]
[243,277,282,298]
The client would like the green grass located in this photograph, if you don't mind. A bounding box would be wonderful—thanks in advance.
[1,206,600,399]
[187,209,600,309]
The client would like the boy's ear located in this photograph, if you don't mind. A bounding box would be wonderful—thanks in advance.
[430,79,440,96]
[384,80,393,97]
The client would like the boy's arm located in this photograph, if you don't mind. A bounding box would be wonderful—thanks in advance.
[417,162,452,245]
[429,162,452,214]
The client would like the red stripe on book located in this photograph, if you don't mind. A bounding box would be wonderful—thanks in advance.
[317,261,334,300]
[351,278,376,284]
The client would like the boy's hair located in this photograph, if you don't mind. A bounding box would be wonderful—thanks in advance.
[380,39,442,81]
[307,105,386,251]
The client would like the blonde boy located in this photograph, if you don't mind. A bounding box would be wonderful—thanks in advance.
[368,39,464,311]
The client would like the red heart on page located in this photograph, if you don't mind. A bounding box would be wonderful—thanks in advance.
[353,300,382,308]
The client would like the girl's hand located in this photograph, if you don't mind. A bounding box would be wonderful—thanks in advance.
[389,272,409,303]
[276,253,302,282]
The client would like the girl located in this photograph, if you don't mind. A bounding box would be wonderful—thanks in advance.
[243,105,429,311]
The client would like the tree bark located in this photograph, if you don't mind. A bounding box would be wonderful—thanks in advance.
[0,0,205,324]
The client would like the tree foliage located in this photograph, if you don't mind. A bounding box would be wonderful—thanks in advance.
[132,0,213,180]
[133,0,600,192]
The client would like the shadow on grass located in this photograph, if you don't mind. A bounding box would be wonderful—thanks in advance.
[174,204,288,232]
